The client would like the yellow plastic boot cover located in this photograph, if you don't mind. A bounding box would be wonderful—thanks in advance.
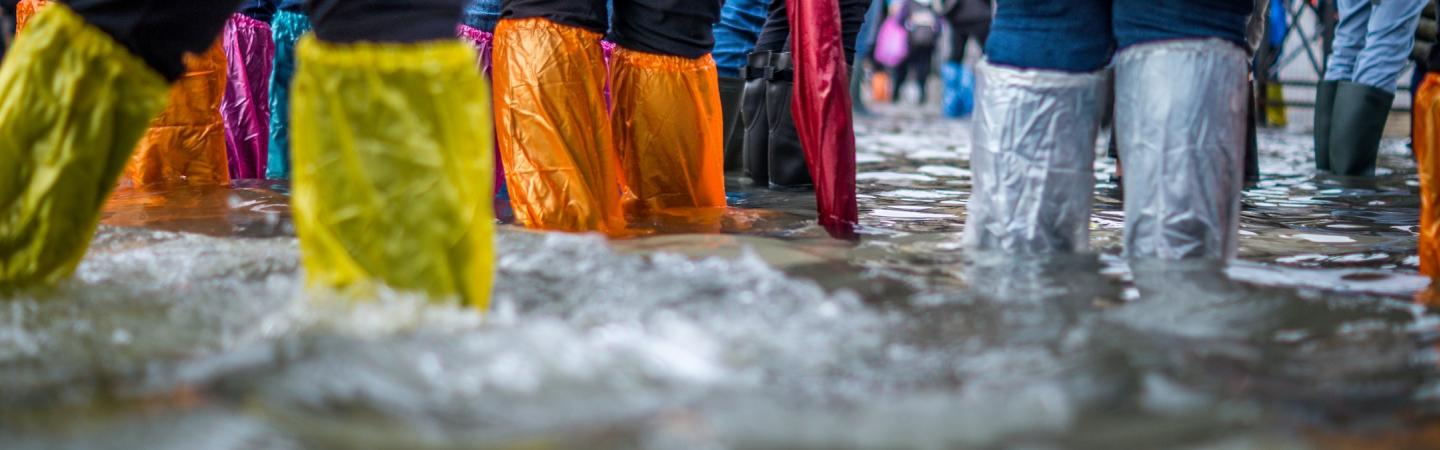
[0,4,169,288]
[611,48,726,215]
[124,41,230,186]
[1416,73,1440,280]
[493,18,624,234]
[291,37,495,310]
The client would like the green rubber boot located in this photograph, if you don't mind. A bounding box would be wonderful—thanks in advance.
[1328,81,1395,177]
[1312,80,1339,173]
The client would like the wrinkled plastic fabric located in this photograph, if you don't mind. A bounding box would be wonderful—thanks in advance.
[222,13,276,180]
[611,48,727,214]
[941,62,975,118]
[962,60,1107,254]
[290,37,495,309]
[0,4,169,288]
[265,10,311,180]
[14,0,49,35]
[788,0,859,238]
[494,18,624,233]
[458,24,508,201]
[1415,73,1440,278]
[602,40,617,109]
[1116,39,1248,260]
[125,41,229,186]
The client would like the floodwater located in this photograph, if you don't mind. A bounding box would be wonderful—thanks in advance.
[2,105,1437,449]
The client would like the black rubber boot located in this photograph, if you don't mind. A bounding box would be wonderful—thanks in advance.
[765,52,813,189]
[1313,80,1339,173]
[741,51,773,186]
[1328,81,1395,177]
[720,75,746,172]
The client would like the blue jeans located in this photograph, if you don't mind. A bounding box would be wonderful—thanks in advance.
[1323,0,1426,92]
[985,0,1252,72]
[713,0,770,78]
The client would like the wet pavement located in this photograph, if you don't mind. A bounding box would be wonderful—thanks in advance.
[2,105,1437,449]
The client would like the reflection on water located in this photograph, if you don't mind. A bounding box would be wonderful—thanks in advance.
[1,106,1436,449]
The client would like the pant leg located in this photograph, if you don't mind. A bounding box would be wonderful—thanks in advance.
[1351,0,1428,92]
[911,44,935,103]
[891,55,910,99]
[756,0,871,65]
[985,0,1113,72]
[1111,0,1252,50]
[949,31,970,63]
[65,0,242,80]
[1324,0,1373,81]
[306,0,466,43]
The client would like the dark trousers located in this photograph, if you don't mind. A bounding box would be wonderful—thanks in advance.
[754,0,871,65]
[891,44,935,103]
[64,0,466,81]
[501,0,721,58]
[985,0,1251,72]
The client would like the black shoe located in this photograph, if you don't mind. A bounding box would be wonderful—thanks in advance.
[765,52,813,189]
[740,51,772,186]
[1328,81,1395,177]
[1313,80,1339,173]
[719,75,745,173]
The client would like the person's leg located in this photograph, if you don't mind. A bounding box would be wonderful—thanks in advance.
[495,0,621,232]
[608,0,727,214]
[1415,72,1440,278]
[1112,0,1251,260]
[288,0,495,308]
[1324,0,1372,82]
[221,12,276,179]
[912,44,935,104]
[0,0,238,287]
[1329,0,1427,176]
[714,0,770,172]
[891,53,910,101]
[963,0,1111,254]
[265,7,311,180]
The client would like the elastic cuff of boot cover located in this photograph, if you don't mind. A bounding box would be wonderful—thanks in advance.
[18,3,168,89]
[297,35,478,73]
[961,59,1108,254]
[612,46,717,73]
[1115,38,1248,260]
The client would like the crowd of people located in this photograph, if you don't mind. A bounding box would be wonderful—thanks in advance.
[0,1,1437,309]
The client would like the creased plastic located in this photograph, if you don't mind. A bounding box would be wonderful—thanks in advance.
[1115,39,1248,260]
[1415,72,1440,278]
[290,37,495,309]
[611,48,727,215]
[265,10,311,180]
[788,0,859,238]
[14,0,49,35]
[222,13,276,180]
[0,4,169,288]
[125,41,230,186]
[962,60,1107,254]
[458,24,508,201]
[493,18,624,233]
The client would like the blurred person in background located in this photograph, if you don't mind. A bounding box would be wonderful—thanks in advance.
[940,0,989,64]
[1314,0,1427,176]
[889,0,941,104]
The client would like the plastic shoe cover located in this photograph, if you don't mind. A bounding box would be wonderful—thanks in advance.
[962,60,1108,254]
[222,13,276,180]
[265,9,312,180]
[493,18,623,233]
[0,4,169,288]
[14,0,50,35]
[787,0,860,237]
[1416,73,1440,277]
[941,61,975,118]
[612,47,727,215]
[290,37,495,309]
[124,40,229,186]
[458,24,508,201]
[1116,39,1248,260]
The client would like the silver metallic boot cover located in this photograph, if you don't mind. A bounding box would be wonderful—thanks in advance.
[1115,39,1248,260]
[962,60,1108,254]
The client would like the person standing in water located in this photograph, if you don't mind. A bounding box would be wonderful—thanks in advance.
[0,0,496,309]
